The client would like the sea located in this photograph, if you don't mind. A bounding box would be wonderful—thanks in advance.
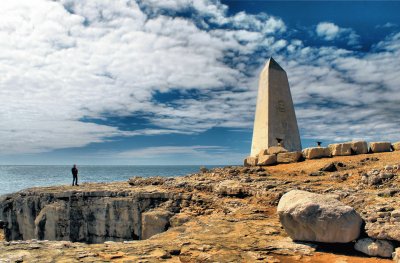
[0,165,221,196]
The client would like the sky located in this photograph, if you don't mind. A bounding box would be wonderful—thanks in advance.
[0,0,400,165]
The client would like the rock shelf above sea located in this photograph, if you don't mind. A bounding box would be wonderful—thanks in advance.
[1,151,400,262]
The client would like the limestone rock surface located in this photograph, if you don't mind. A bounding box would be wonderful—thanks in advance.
[370,142,392,153]
[277,190,362,243]
[0,186,186,243]
[328,143,352,156]
[214,180,248,197]
[302,147,330,159]
[257,154,277,166]
[277,152,302,163]
[350,141,368,154]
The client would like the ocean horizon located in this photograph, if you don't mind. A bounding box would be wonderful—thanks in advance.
[0,165,226,196]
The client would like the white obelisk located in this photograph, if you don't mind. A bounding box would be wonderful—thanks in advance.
[250,58,301,156]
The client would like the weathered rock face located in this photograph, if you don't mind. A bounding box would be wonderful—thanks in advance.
[328,143,352,156]
[141,209,173,240]
[354,238,394,258]
[0,188,188,243]
[277,190,362,243]
[302,147,330,159]
[370,142,392,153]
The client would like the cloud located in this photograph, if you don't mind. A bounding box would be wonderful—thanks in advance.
[0,0,399,157]
[316,22,340,40]
[0,0,284,154]
[316,22,360,46]
[117,145,224,158]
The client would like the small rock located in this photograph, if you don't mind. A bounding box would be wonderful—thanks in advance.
[354,238,394,258]
[319,162,337,172]
[309,171,325,177]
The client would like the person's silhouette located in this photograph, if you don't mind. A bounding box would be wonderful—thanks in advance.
[71,164,79,186]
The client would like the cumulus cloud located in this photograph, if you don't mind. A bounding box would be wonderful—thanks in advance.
[0,0,284,154]
[316,22,360,46]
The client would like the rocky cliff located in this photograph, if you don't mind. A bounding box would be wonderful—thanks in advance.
[0,183,190,243]
[1,151,400,262]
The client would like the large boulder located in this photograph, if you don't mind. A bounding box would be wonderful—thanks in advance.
[354,238,394,258]
[328,143,352,156]
[277,151,302,163]
[392,142,400,151]
[277,190,362,243]
[302,147,330,159]
[244,156,257,167]
[257,154,277,166]
[370,142,392,153]
[350,141,368,154]
[141,209,173,240]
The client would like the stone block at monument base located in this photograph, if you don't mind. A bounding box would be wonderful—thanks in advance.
[267,146,288,155]
[302,147,331,159]
[350,141,368,154]
[370,142,392,153]
[244,156,258,167]
[257,154,277,166]
[328,143,352,156]
[392,142,400,151]
[277,151,302,163]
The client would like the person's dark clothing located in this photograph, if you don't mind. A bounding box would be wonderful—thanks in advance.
[72,167,78,186]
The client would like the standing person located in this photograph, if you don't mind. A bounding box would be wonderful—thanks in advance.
[71,164,79,186]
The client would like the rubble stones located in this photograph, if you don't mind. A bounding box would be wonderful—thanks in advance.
[277,190,362,243]
[370,142,392,153]
[360,169,395,186]
[354,238,394,258]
